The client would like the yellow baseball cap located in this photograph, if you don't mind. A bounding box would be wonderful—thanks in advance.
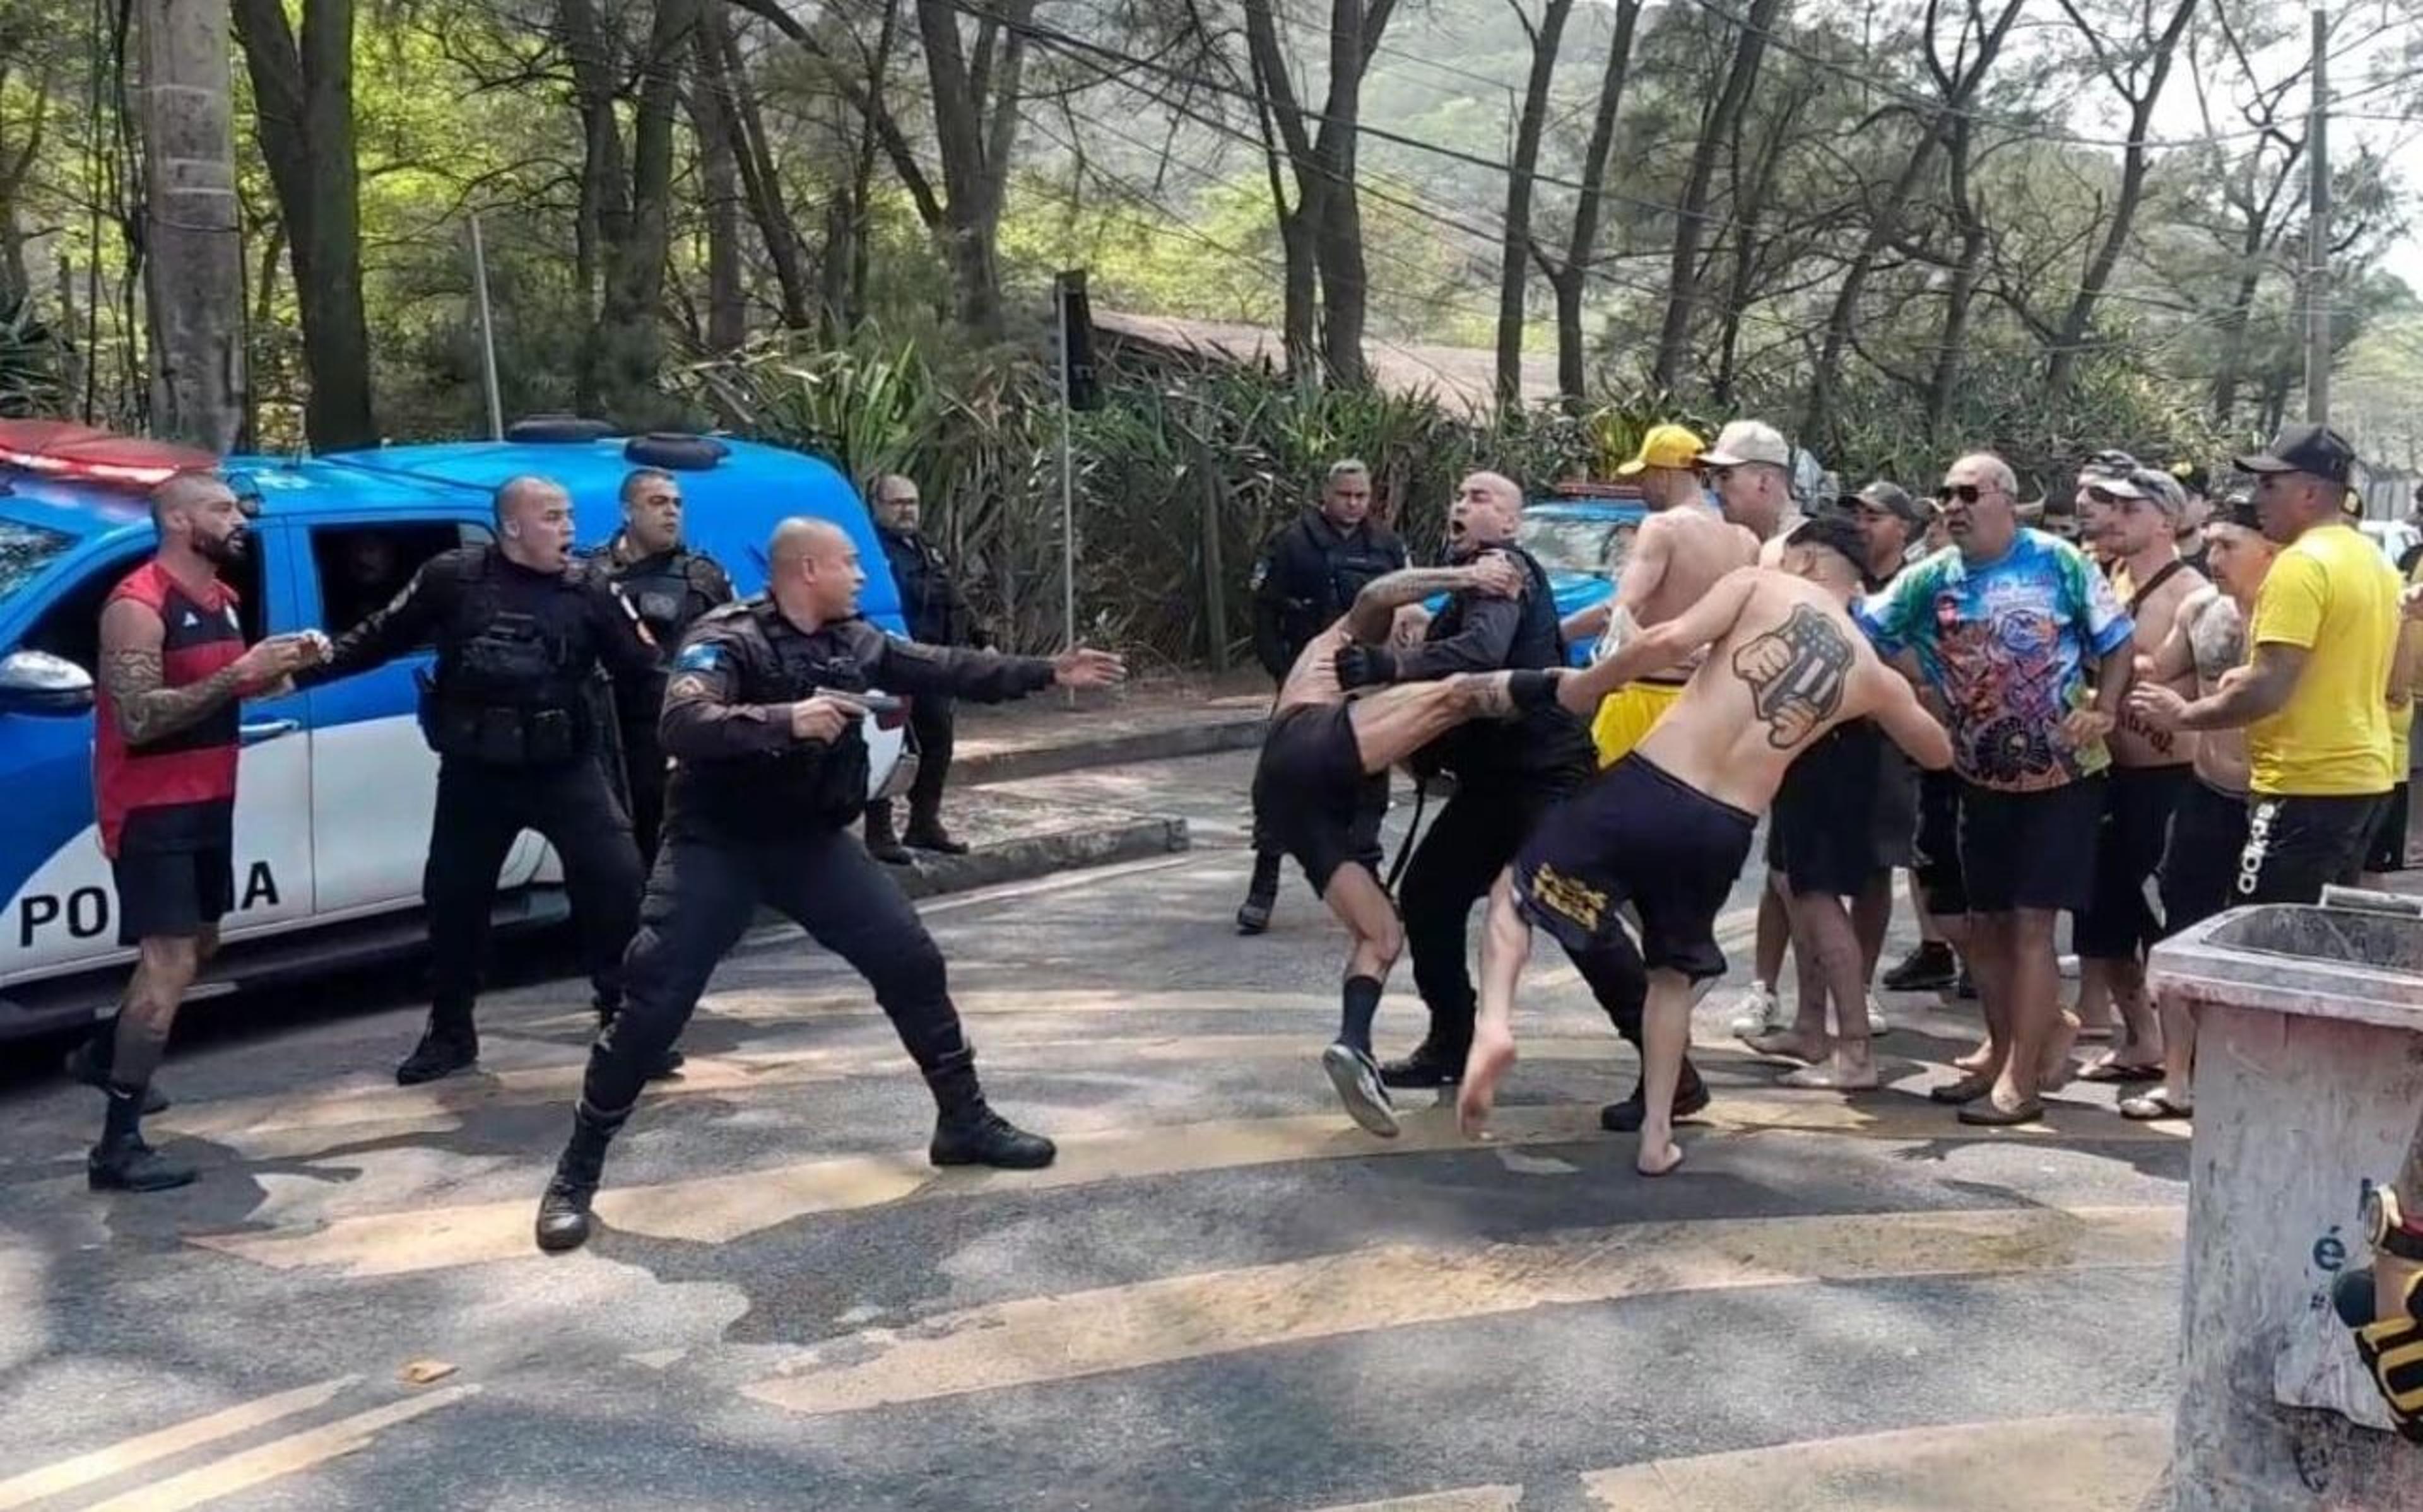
[1614,423,1707,477]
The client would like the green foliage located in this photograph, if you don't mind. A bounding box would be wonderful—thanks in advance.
[0,295,60,419]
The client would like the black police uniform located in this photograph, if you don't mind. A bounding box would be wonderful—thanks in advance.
[532,597,1069,1252]
[1241,510,1408,925]
[867,521,987,853]
[308,544,659,1084]
[1333,543,1596,1087]
[589,534,734,865]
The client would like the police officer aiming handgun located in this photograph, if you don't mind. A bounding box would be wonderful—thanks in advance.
[589,467,734,865]
[305,476,661,1086]
[1239,460,1408,933]
[532,517,1124,1254]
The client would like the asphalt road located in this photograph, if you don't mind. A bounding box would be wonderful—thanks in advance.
[0,749,2184,1511]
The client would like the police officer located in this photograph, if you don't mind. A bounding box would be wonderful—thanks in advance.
[589,467,734,865]
[1239,459,1408,932]
[307,476,661,1086]
[1329,471,1594,1091]
[531,517,1125,1253]
[863,473,988,862]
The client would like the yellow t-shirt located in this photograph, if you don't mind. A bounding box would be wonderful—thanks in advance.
[2246,522,2400,797]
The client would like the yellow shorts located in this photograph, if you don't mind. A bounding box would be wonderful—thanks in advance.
[1590,680,1686,768]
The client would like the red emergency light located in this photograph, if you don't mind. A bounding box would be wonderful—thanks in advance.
[0,419,218,489]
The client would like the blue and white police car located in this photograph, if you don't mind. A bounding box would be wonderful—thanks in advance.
[0,420,907,1042]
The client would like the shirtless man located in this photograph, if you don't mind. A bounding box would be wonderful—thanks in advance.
[1248,551,1557,1137]
[2118,495,2272,1120]
[2072,458,2207,1084]
[1461,515,1955,1174]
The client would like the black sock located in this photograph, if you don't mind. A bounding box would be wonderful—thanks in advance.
[1338,975,1383,1055]
[101,1081,147,1146]
[1504,669,1558,710]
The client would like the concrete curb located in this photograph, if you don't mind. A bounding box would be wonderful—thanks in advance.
[953,715,1267,787]
[890,813,1193,902]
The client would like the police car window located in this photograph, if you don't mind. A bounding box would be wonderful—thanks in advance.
[311,523,485,639]
[0,519,76,605]
[19,547,267,672]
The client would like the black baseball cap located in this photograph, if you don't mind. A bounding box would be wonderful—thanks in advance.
[2215,491,2261,530]
[1837,480,1926,526]
[2236,423,2357,485]
[2167,459,2210,496]
[1787,513,1871,573]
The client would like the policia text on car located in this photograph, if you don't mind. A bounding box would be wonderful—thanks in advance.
[532,517,1126,1253]
[301,476,666,1087]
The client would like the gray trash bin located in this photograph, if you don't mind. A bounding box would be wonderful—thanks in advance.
[2150,901,2423,1510]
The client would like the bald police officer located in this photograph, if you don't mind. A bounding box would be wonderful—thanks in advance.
[531,518,1124,1253]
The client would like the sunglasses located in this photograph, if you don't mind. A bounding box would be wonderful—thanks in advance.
[1935,483,1996,504]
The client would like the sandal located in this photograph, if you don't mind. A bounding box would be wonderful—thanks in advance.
[1957,1098,2044,1127]
[2078,1057,2164,1084]
[2119,1089,2193,1122]
[1928,1071,1995,1105]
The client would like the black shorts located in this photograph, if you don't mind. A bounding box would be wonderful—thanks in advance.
[2237,792,2386,906]
[2366,782,2411,874]
[1251,702,1385,893]
[110,846,233,945]
[1767,720,1885,898]
[1913,770,1966,915]
[1514,754,1756,983]
[2158,778,2249,935]
[1872,744,1919,872]
[1957,777,2104,914]
[2075,764,2195,959]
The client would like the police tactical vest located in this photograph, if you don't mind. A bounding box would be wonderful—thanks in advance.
[687,601,875,835]
[609,546,722,655]
[1275,515,1403,656]
[422,552,597,766]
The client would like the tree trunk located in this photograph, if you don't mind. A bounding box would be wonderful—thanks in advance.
[1649,0,1784,393]
[1311,0,1397,385]
[702,4,811,329]
[1543,0,1639,411]
[1242,0,1321,375]
[558,0,629,384]
[1925,115,1984,441]
[2044,0,2199,405]
[1495,0,1574,407]
[587,0,700,424]
[233,0,377,450]
[0,61,49,306]
[688,35,746,352]
[139,0,247,452]
[914,0,1030,339]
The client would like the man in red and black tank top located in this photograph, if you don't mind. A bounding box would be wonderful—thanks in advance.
[73,472,319,1195]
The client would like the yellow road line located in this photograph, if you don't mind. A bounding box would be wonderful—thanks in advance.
[741,1206,2181,1417]
[0,1376,357,1511]
[76,1385,479,1512]
[190,1085,2181,1279]
[1579,1412,2168,1509]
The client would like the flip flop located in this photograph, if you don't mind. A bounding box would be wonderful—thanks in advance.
[2119,1090,2193,1122]
[1956,1098,2044,1127]
[1928,1072,1995,1105]
[2078,1058,2165,1084]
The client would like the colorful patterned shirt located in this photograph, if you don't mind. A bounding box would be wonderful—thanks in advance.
[1856,529,2134,792]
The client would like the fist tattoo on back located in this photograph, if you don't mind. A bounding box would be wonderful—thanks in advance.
[1733,604,1854,749]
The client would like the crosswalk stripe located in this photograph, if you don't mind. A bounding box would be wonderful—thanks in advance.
[189,1086,2185,1278]
[76,1385,479,1512]
[741,1205,2181,1417]
[1302,1488,1523,1512]
[1576,1412,2167,1509]
[0,1376,357,1511]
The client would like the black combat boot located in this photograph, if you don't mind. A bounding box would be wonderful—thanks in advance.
[88,1082,195,1193]
[595,999,684,1081]
[903,813,970,856]
[396,1016,480,1086]
[65,1026,169,1113]
[1598,1060,1713,1134]
[534,1101,630,1253]
[924,1048,1056,1169]
[1379,1035,1469,1091]
[864,802,914,865]
[1235,851,1282,935]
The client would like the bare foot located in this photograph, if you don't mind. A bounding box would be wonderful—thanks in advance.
[2038,1010,2082,1092]
[1637,1136,1685,1177]
[1781,1046,1879,1091]
[1458,1030,1517,1137]
[1953,1039,1996,1074]
[1740,1028,1827,1064]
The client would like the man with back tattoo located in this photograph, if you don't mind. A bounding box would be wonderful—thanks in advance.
[1456,516,1954,1175]
[75,472,322,1192]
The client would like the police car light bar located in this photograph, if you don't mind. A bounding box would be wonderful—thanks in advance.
[0,419,218,489]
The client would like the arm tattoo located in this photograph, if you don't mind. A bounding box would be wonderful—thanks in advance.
[103,646,249,747]
[1730,604,1853,749]
[1345,567,1486,641]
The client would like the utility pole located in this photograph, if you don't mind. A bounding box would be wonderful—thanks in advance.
[2304,3,2331,425]
[139,0,247,452]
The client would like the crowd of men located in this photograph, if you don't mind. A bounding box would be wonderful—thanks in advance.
[1242,419,2423,1153]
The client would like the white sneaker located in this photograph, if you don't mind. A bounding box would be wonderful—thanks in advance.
[1726,982,1783,1037]
[1865,993,1892,1036]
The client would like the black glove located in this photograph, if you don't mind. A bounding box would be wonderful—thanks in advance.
[1335,643,1399,689]
[2343,1264,2423,1442]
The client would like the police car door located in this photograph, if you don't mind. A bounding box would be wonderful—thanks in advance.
[1,527,315,983]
